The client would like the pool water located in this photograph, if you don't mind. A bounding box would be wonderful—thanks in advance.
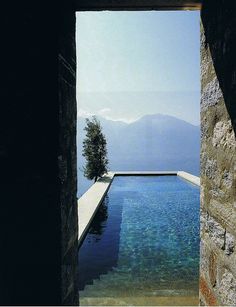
[78,176,200,305]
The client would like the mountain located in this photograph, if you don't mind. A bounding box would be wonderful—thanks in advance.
[77,114,200,196]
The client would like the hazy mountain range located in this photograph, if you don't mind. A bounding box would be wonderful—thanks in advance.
[77,114,200,196]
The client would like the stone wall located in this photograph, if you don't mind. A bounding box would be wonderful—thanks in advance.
[59,7,79,306]
[0,3,78,305]
[200,1,236,305]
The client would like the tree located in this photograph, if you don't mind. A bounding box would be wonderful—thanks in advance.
[82,116,109,182]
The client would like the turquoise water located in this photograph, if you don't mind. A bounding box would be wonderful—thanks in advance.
[79,175,200,301]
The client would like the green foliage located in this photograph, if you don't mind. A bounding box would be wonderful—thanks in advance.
[82,116,109,182]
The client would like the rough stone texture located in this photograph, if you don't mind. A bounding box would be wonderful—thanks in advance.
[201,77,223,110]
[0,3,78,305]
[207,216,225,250]
[225,232,235,256]
[203,158,217,180]
[209,251,217,287]
[199,276,218,306]
[212,120,235,149]
[200,1,236,305]
[222,170,233,189]
[1,8,61,305]
[59,8,79,306]
[218,269,236,306]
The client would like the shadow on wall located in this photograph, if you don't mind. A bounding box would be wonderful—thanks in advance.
[201,0,236,135]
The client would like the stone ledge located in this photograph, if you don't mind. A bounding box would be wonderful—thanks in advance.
[177,171,200,186]
[78,172,115,245]
[114,170,177,176]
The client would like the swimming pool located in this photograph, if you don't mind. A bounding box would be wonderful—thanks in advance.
[78,175,200,305]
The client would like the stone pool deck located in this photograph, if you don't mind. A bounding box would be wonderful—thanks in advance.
[80,295,199,306]
[78,171,200,244]
[177,171,200,186]
[78,172,115,244]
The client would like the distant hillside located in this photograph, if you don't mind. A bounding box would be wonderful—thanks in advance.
[77,114,200,196]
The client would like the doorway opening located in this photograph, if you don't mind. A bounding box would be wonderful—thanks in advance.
[76,10,200,196]
[76,10,200,306]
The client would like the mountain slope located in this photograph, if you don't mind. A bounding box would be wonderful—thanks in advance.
[77,114,200,196]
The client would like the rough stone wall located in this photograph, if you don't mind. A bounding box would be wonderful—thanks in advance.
[200,1,236,305]
[59,8,79,306]
[0,4,78,305]
[1,8,61,304]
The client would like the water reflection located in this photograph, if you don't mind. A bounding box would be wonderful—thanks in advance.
[78,193,123,290]
[88,196,108,238]
[79,176,200,303]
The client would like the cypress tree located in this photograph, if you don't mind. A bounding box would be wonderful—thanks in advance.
[82,116,109,182]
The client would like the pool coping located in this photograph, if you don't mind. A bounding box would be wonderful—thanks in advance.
[78,171,200,244]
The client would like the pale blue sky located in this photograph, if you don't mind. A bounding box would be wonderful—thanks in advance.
[76,11,200,125]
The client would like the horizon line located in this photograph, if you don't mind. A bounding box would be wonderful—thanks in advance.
[77,112,200,126]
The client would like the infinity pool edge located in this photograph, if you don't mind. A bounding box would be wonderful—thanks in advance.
[78,171,200,244]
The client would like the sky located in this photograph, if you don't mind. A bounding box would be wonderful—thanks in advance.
[76,11,200,125]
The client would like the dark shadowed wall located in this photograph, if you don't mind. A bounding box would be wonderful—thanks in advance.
[0,3,78,305]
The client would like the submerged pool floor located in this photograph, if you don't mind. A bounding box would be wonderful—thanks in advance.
[78,176,200,306]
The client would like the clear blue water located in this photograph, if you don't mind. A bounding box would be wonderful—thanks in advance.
[79,175,200,300]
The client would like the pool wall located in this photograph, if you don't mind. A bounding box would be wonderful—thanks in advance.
[78,171,200,245]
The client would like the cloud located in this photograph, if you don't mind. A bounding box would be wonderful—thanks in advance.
[77,108,95,118]
[77,107,139,124]
[102,115,140,124]
[97,107,139,123]
[97,108,111,116]
[121,117,140,123]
